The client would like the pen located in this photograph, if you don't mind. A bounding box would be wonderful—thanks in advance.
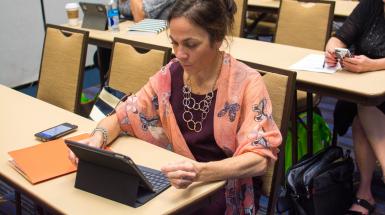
[322,60,326,68]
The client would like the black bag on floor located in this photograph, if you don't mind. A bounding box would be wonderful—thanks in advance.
[286,146,354,215]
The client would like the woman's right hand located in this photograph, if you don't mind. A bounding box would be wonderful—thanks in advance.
[325,37,346,67]
[68,133,104,165]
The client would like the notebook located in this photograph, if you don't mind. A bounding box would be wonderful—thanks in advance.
[8,133,89,184]
[289,54,340,74]
[127,19,167,35]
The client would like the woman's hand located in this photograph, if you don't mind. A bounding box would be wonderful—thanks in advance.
[68,133,104,165]
[325,50,337,67]
[342,55,376,73]
[325,37,347,67]
[161,160,200,189]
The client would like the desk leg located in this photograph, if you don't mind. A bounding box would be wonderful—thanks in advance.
[291,91,298,164]
[15,191,21,215]
[306,92,313,156]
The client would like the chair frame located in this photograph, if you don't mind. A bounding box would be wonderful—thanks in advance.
[244,61,296,215]
[273,0,335,50]
[233,0,247,37]
[36,24,89,114]
[106,37,172,87]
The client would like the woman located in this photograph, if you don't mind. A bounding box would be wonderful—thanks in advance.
[325,0,385,214]
[71,0,282,214]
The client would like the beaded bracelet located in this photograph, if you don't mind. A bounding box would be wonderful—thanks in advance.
[91,127,108,148]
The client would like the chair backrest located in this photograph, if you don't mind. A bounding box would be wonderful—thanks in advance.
[246,62,296,214]
[107,38,172,94]
[274,0,335,51]
[36,24,88,114]
[231,0,247,37]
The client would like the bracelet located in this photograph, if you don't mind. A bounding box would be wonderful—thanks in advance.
[91,127,108,148]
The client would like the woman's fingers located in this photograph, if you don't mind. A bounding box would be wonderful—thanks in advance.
[164,169,196,180]
[68,149,78,165]
[161,160,199,189]
[68,138,94,165]
[325,50,337,67]
[161,161,195,173]
[170,178,193,189]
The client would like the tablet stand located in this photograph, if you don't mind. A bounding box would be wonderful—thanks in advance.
[75,160,140,207]
[80,3,108,31]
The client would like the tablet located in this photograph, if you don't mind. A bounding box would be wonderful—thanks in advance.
[65,140,170,205]
[79,2,108,30]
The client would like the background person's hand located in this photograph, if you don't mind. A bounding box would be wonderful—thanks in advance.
[68,134,103,165]
[325,50,337,67]
[325,37,346,67]
[161,160,200,189]
[342,55,376,73]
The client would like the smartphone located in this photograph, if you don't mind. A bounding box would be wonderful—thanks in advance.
[35,123,78,141]
[335,48,352,60]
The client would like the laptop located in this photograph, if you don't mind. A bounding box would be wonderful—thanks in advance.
[65,140,170,206]
[79,2,108,30]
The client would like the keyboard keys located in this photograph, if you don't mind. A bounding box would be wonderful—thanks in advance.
[138,165,170,192]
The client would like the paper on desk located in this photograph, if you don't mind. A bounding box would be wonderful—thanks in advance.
[289,54,340,74]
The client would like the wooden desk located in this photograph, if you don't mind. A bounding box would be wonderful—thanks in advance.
[65,21,385,105]
[65,21,385,160]
[227,38,385,106]
[0,85,225,214]
[79,21,171,49]
[247,0,359,21]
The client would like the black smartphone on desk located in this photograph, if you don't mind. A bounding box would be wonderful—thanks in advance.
[35,123,77,141]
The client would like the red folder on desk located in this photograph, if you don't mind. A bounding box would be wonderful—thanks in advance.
[8,133,90,184]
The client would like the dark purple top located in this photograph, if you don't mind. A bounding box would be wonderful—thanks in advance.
[169,61,226,214]
[169,62,227,162]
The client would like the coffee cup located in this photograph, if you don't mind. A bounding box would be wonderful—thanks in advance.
[65,3,79,26]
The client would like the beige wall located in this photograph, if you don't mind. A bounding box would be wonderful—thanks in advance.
[0,0,44,87]
[0,0,108,87]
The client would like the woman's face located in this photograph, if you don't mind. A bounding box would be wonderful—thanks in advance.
[169,17,222,75]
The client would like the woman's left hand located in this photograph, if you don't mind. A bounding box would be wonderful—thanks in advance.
[342,55,375,73]
[161,160,200,189]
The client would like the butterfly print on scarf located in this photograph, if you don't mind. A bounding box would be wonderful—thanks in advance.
[252,136,269,148]
[225,186,239,215]
[121,116,131,125]
[217,102,240,122]
[152,96,159,110]
[240,184,254,201]
[252,98,268,122]
[139,113,159,131]
[160,66,166,74]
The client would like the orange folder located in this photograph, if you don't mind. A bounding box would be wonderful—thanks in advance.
[8,133,90,184]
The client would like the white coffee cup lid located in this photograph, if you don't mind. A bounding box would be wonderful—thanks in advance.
[65,3,79,10]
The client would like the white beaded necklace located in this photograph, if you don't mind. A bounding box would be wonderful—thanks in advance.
[182,52,223,132]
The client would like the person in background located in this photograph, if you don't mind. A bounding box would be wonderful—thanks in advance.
[324,0,385,214]
[96,0,176,86]
[119,0,175,22]
[71,0,282,214]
